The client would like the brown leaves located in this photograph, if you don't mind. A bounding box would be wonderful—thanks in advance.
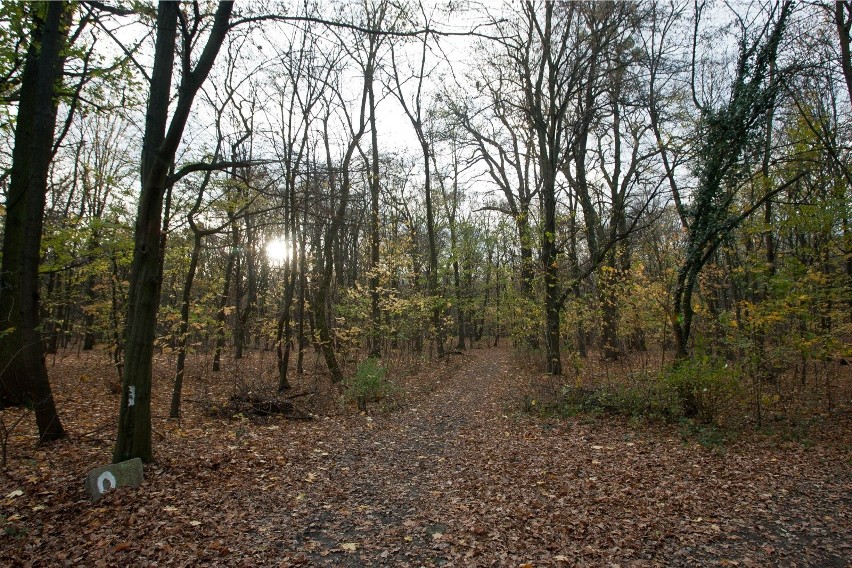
[0,347,850,566]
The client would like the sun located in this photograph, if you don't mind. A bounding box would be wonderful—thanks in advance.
[265,237,291,265]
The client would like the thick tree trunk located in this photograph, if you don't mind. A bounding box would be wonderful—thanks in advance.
[114,2,179,464]
[0,2,69,442]
[114,1,233,463]
[672,262,699,360]
[541,154,561,375]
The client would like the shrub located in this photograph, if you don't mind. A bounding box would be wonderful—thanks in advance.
[663,354,741,424]
[529,354,740,427]
[551,380,680,423]
[345,357,395,411]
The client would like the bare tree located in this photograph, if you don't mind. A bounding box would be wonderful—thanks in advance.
[114,1,234,463]
[386,2,444,356]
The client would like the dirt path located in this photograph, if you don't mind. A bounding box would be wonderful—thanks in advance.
[2,346,850,566]
[248,347,851,566]
[259,348,520,565]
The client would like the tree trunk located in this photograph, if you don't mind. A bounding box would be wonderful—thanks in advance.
[241,216,259,355]
[296,217,309,374]
[169,229,203,419]
[422,139,444,358]
[114,2,180,463]
[599,260,621,361]
[114,1,233,463]
[0,2,69,442]
[836,2,852,113]
[109,255,125,382]
[453,258,466,351]
[212,238,236,372]
[672,262,699,360]
[276,256,297,391]
[367,63,382,359]
[541,153,561,375]
[82,272,97,350]
[44,271,60,355]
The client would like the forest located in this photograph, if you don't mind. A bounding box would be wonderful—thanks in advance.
[0,0,850,565]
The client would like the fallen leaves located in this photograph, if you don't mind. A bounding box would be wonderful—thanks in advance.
[0,347,849,566]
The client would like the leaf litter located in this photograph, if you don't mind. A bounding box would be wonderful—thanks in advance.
[0,347,849,566]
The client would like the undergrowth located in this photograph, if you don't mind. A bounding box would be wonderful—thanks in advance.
[527,353,743,447]
[343,357,399,412]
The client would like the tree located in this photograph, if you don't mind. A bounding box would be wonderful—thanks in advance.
[314,74,370,383]
[560,2,654,360]
[448,52,539,304]
[114,1,234,463]
[338,0,399,359]
[263,12,332,391]
[835,1,852,112]
[387,2,444,356]
[509,0,589,374]
[669,1,794,358]
[0,2,70,442]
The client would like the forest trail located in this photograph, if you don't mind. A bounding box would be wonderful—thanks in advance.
[258,347,524,565]
[244,347,851,566]
[2,346,850,566]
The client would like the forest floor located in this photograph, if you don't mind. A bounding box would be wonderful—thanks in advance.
[1,345,850,566]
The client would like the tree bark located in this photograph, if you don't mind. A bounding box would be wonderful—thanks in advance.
[366,60,382,359]
[0,2,69,442]
[169,229,202,419]
[114,1,234,463]
[212,241,236,372]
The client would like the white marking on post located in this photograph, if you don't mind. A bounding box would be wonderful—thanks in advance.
[97,471,117,493]
[128,386,136,407]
